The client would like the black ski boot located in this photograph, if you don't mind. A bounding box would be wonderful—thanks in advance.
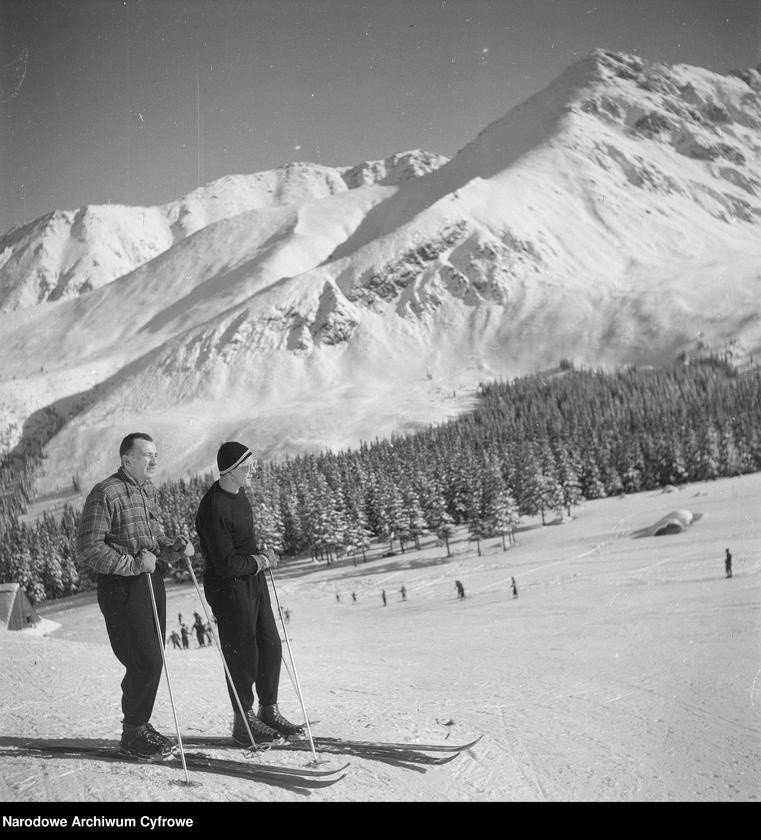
[257,703,305,738]
[120,723,175,761]
[232,708,283,747]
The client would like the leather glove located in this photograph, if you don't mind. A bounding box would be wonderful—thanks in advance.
[171,535,195,557]
[135,548,157,574]
[171,536,187,552]
[263,547,279,570]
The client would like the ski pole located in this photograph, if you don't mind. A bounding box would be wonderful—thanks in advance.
[265,561,320,765]
[180,544,261,756]
[144,571,190,784]
[280,653,298,697]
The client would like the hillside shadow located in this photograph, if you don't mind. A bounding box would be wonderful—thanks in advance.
[323,553,455,583]
[138,220,298,335]
[0,737,311,793]
[6,225,308,470]
[327,170,445,264]
[272,554,446,583]
[0,735,116,751]
[275,536,518,585]
[328,78,574,269]
[7,344,167,464]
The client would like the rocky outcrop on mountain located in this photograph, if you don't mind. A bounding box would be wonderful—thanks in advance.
[341,150,449,188]
[574,50,761,223]
[343,222,469,310]
[308,282,361,346]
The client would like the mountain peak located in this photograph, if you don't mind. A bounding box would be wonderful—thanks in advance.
[1,51,760,498]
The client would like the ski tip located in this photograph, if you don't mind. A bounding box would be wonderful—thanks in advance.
[301,760,350,776]
[321,761,350,774]
[432,751,461,765]
[440,734,482,753]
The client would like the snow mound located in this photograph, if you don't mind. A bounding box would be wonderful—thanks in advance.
[634,509,703,537]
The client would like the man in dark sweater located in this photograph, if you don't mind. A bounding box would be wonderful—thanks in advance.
[195,441,304,746]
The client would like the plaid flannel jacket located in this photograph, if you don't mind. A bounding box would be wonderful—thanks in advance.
[76,466,172,576]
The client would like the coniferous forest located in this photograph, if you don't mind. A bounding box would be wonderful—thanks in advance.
[1,358,759,605]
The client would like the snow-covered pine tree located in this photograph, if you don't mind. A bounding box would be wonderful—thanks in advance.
[435,512,455,557]
[402,485,428,550]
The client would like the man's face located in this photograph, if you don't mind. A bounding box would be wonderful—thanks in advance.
[228,457,253,489]
[123,438,158,484]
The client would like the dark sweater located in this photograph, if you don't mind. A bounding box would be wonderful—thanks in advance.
[195,481,263,585]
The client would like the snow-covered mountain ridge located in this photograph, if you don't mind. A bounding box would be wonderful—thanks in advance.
[1,50,760,500]
[0,151,448,313]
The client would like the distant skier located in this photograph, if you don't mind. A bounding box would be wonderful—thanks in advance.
[204,623,213,644]
[193,614,206,647]
[352,592,357,604]
[169,630,182,650]
[382,589,387,607]
[455,580,465,600]
[180,624,190,650]
[284,608,291,624]
[511,577,518,599]
[400,585,407,601]
[336,592,341,603]
[725,548,733,579]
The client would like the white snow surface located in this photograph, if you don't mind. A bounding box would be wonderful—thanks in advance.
[2,473,759,803]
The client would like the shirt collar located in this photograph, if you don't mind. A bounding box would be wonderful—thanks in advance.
[118,465,150,491]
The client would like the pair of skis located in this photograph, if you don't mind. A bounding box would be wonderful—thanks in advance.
[184,732,483,771]
[7,733,481,793]
[5,742,344,793]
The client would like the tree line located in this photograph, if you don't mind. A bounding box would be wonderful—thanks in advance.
[1,358,759,604]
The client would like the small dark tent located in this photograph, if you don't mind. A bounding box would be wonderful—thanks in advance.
[0,583,40,630]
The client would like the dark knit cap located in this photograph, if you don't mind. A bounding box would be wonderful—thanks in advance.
[217,441,253,476]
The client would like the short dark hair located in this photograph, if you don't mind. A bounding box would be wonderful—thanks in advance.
[119,433,153,457]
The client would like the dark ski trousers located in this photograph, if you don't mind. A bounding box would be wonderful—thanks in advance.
[97,571,166,727]
[204,572,282,714]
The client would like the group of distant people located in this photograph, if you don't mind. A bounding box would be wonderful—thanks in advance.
[168,611,214,650]
[334,545,737,615]
[337,539,739,616]
[336,584,408,606]
[335,578,520,606]
[335,547,736,615]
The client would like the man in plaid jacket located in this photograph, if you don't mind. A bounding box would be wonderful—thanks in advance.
[77,432,187,761]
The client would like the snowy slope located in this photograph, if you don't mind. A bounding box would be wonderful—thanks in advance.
[0,50,760,497]
[2,473,760,802]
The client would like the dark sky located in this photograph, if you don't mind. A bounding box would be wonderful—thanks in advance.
[1,0,758,234]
